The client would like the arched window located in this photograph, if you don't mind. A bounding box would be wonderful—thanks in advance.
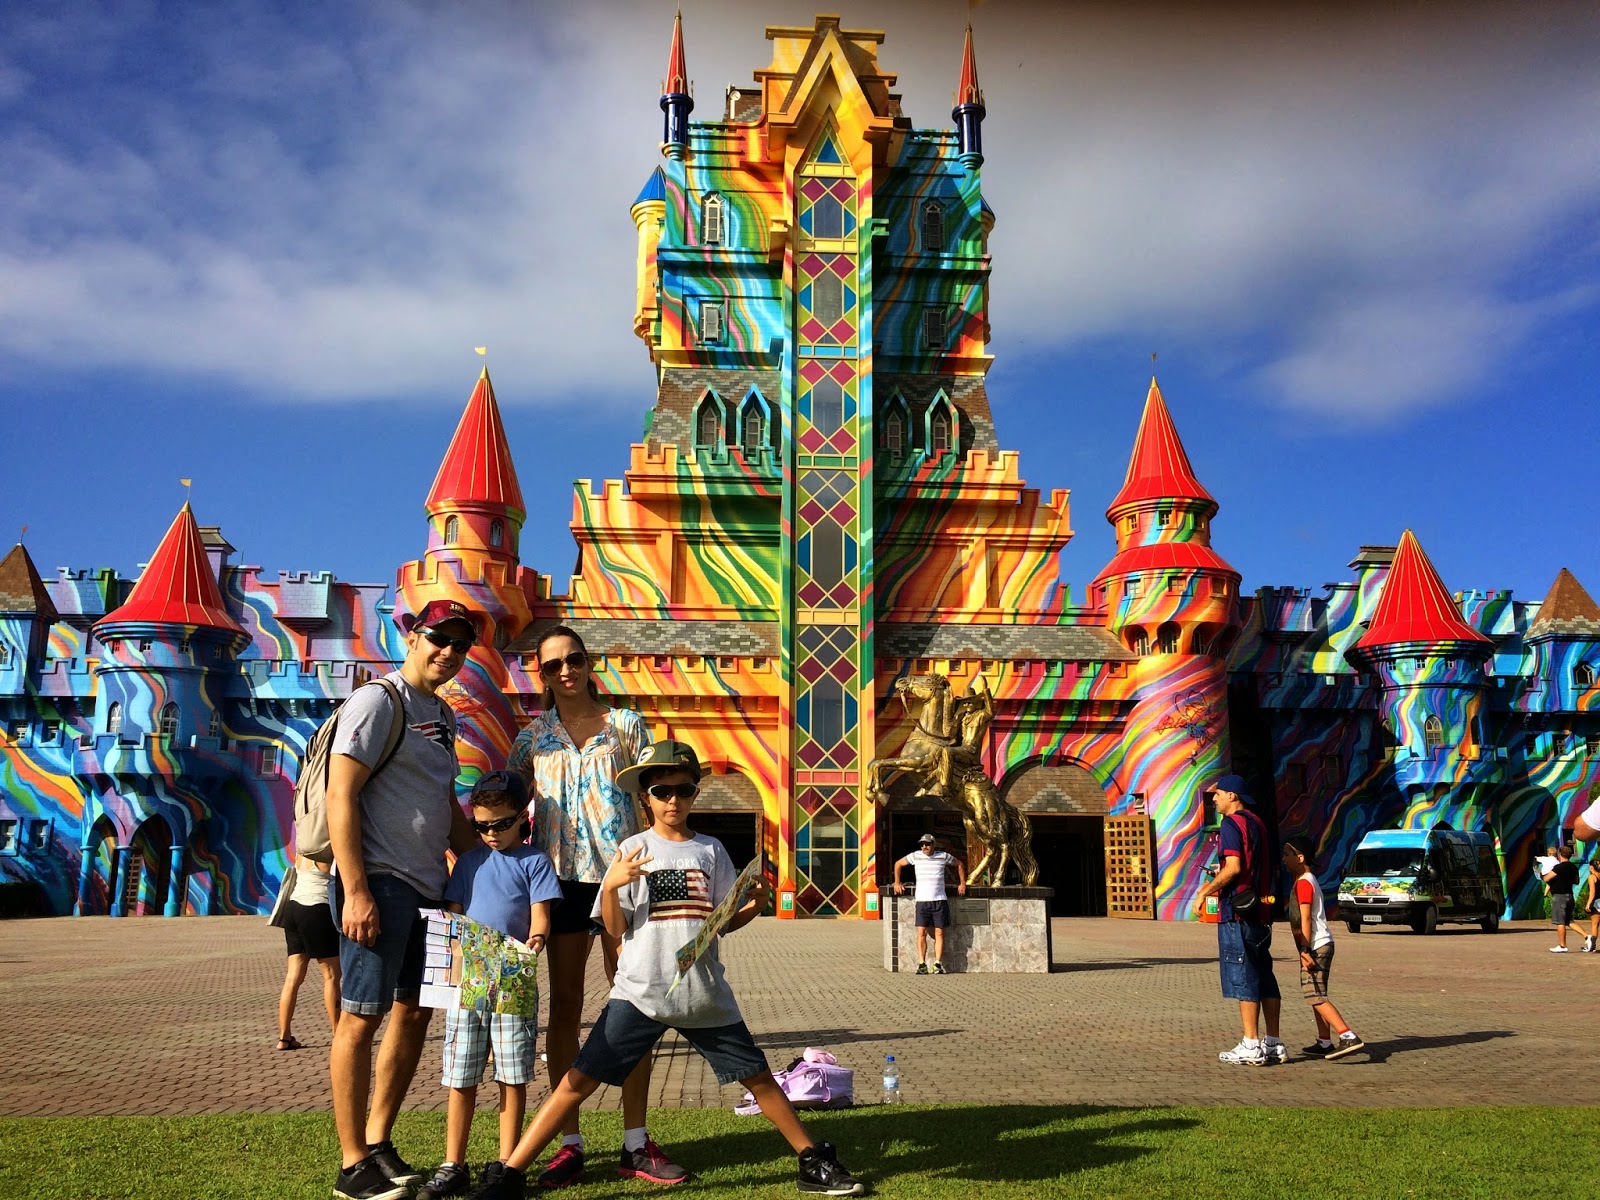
[0,643,8,665]
[742,405,763,459]
[701,193,724,244]
[107,702,123,736]
[1424,715,1444,751]
[1157,623,1180,654]
[1191,629,1210,655]
[1576,662,1595,688]
[160,703,178,738]
[1129,627,1150,656]
[489,520,504,548]
[921,201,945,252]
[695,396,724,449]
[444,515,459,545]
[884,409,905,455]
[930,411,951,456]
[207,709,221,739]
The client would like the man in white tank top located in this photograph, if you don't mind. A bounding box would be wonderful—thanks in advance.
[892,834,966,974]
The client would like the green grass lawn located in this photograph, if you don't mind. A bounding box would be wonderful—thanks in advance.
[3,1105,1594,1199]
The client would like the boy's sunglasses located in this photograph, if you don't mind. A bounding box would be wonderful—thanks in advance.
[539,650,589,677]
[645,782,698,801]
[420,626,475,654]
[471,813,523,834]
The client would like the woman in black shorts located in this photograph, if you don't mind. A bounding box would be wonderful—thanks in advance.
[276,857,341,1049]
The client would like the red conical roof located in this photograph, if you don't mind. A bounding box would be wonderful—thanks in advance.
[664,9,689,95]
[426,368,526,515]
[956,24,982,106]
[98,504,244,633]
[1106,378,1215,515]
[1354,529,1490,650]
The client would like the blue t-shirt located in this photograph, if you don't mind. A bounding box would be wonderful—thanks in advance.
[443,843,562,943]
[1217,809,1272,924]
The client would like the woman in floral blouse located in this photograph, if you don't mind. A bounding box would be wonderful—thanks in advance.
[506,625,682,1185]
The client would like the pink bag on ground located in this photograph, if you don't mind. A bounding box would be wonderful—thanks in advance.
[734,1047,854,1114]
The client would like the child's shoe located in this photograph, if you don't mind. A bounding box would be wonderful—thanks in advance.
[618,1139,689,1185]
[419,1162,472,1199]
[1301,1041,1333,1056]
[462,1161,525,1200]
[535,1145,585,1190]
[1325,1033,1366,1060]
[797,1142,865,1196]
[1583,936,1595,953]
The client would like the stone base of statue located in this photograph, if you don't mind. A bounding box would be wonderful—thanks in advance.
[882,887,1055,973]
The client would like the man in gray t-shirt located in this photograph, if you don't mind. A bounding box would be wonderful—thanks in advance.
[326,598,482,1200]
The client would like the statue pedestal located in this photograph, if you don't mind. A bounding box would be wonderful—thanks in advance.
[882,887,1055,973]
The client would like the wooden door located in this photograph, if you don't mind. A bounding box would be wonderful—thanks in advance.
[1104,815,1155,919]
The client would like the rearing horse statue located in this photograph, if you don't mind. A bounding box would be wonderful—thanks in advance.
[866,673,1039,887]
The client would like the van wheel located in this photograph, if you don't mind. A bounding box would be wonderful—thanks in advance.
[1411,905,1438,935]
[1480,911,1500,933]
[1345,920,1362,934]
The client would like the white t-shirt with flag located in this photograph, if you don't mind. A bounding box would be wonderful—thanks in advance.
[908,849,958,902]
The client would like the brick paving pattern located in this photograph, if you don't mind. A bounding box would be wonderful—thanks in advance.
[0,915,1586,1117]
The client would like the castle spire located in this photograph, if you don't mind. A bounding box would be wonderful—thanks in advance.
[0,542,58,622]
[660,10,694,159]
[425,368,525,516]
[1353,529,1491,650]
[952,24,986,170]
[96,503,243,634]
[1106,377,1216,517]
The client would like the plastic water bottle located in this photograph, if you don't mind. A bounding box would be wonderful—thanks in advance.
[882,1054,901,1104]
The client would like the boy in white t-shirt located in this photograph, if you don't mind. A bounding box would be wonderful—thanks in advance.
[1282,837,1364,1061]
[891,834,965,974]
[461,740,865,1200]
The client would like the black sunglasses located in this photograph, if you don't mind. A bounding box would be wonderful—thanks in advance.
[645,782,698,801]
[539,650,589,677]
[420,625,474,654]
[471,813,523,834]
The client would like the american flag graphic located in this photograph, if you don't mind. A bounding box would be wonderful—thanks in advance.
[647,868,713,922]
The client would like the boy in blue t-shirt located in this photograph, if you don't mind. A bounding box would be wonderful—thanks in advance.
[417,772,561,1200]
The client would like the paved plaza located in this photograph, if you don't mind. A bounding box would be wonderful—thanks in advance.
[0,914,1586,1118]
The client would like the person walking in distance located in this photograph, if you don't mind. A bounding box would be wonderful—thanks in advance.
[892,833,965,974]
[1192,774,1286,1066]
[1281,837,1364,1060]
[1544,843,1580,953]
[327,599,484,1200]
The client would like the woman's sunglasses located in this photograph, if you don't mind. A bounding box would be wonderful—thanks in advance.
[539,650,589,677]
[471,813,523,834]
[645,782,698,801]
[420,626,475,654]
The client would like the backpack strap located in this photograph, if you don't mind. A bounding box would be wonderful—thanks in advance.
[368,679,407,779]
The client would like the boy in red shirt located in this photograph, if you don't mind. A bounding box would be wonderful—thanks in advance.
[1282,837,1365,1060]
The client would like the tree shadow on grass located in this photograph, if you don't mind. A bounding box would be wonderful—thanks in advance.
[623,1104,1199,1194]
[1051,956,1215,973]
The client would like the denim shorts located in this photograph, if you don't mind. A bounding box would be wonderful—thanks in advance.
[574,999,769,1087]
[332,873,440,1016]
[441,1007,538,1087]
[1218,919,1280,1003]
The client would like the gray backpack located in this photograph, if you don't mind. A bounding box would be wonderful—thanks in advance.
[293,679,406,864]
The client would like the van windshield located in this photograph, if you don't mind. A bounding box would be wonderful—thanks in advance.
[1348,847,1424,877]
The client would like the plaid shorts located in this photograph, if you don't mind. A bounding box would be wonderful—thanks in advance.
[441,1007,538,1088]
[1299,943,1335,1003]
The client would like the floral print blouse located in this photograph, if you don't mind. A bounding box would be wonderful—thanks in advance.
[506,707,650,884]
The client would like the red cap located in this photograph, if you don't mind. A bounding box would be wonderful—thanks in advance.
[403,598,485,637]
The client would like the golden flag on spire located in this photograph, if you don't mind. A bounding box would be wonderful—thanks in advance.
[179,477,192,487]
[474,346,488,356]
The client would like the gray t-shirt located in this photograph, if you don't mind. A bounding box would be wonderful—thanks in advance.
[592,829,741,1028]
[331,671,459,900]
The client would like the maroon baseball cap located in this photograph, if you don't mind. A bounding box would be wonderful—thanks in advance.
[403,598,485,637]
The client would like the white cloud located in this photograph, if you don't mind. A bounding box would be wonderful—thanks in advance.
[0,0,1596,422]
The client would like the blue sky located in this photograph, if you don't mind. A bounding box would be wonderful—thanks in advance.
[3,1,1597,609]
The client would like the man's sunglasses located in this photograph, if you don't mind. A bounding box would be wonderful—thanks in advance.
[539,650,589,677]
[471,813,523,834]
[420,626,475,654]
[645,782,698,801]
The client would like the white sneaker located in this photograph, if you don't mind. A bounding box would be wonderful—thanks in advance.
[1583,937,1594,953]
[1550,945,1570,953]
[1263,1040,1288,1064]
[1219,1039,1267,1066]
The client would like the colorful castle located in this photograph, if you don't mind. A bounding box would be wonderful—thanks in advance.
[2,15,1595,922]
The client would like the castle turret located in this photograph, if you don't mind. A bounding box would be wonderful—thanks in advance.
[0,542,60,693]
[660,10,693,159]
[1346,529,1494,828]
[952,24,985,171]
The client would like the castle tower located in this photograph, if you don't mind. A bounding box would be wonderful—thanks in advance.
[88,503,249,916]
[0,542,60,694]
[660,10,693,158]
[952,24,985,171]
[1523,568,1600,843]
[1092,378,1241,916]
[399,368,540,785]
[1346,529,1494,829]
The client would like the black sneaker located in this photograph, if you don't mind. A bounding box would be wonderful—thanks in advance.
[1325,1034,1366,1060]
[419,1161,473,1199]
[333,1156,411,1200]
[535,1145,585,1190]
[1300,1042,1333,1057]
[931,962,947,975]
[463,1161,526,1200]
[798,1142,865,1196]
[914,963,928,975]
[368,1141,424,1189]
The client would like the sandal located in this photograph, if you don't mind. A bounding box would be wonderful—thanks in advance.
[276,1035,304,1051]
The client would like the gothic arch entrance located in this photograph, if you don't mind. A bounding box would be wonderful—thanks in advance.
[690,770,763,872]
[1005,763,1111,917]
